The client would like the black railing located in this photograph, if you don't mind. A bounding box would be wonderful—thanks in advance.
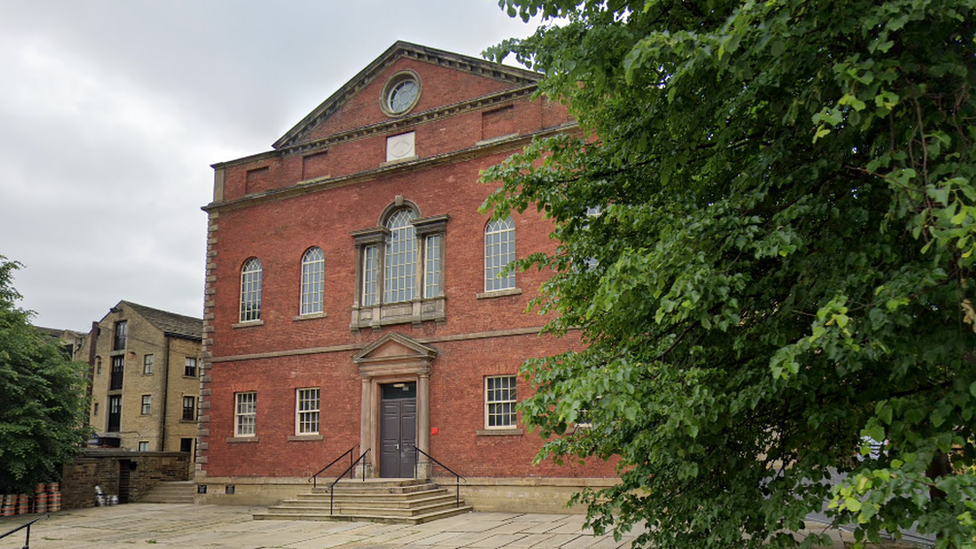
[309,445,359,489]
[329,449,370,515]
[0,516,46,548]
[414,447,465,508]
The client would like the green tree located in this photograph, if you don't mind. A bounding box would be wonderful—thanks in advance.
[0,257,89,493]
[482,1,976,547]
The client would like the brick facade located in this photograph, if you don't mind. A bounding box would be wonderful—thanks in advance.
[199,42,615,508]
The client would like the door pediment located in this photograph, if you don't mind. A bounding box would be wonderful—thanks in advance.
[353,333,436,376]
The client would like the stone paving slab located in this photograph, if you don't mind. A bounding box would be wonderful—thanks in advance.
[0,502,852,549]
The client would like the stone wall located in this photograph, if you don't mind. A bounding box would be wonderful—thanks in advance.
[61,450,189,510]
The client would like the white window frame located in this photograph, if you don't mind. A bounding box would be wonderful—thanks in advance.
[141,394,152,416]
[184,357,198,377]
[235,392,257,437]
[295,388,320,435]
[484,217,516,292]
[239,258,263,322]
[143,354,153,375]
[424,234,442,298]
[138,441,149,452]
[384,209,418,304]
[485,375,517,429]
[300,247,325,315]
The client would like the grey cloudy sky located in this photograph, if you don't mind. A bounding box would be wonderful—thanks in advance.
[0,0,539,331]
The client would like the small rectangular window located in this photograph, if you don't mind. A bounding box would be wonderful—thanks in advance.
[141,394,152,415]
[143,354,154,375]
[138,441,149,452]
[485,376,517,428]
[93,402,99,416]
[185,357,198,377]
[424,234,442,298]
[183,396,196,421]
[235,392,257,437]
[362,245,378,306]
[296,388,320,435]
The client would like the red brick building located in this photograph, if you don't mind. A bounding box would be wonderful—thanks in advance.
[198,42,615,510]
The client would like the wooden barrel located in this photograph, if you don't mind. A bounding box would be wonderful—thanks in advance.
[33,492,48,514]
[0,495,14,517]
[49,491,61,512]
[16,494,29,515]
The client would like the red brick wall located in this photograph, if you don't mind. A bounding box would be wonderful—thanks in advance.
[212,151,560,357]
[202,51,611,482]
[205,333,614,479]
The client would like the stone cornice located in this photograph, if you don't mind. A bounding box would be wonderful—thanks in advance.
[272,41,541,150]
[208,326,550,364]
[202,121,579,214]
[211,85,539,171]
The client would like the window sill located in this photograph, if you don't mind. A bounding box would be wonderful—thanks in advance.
[232,320,264,329]
[476,288,522,300]
[350,296,446,331]
[475,133,519,146]
[380,155,418,167]
[180,419,196,424]
[225,436,259,443]
[287,434,324,442]
[476,428,524,436]
[293,312,328,321]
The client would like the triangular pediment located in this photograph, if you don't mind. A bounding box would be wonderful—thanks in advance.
[272,41,541,150]
[353,333,437,364]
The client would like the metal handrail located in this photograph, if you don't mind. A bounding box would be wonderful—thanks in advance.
[0,516,46,548]
[309,445,358,489]
[414,446,465,508]
[329,448,370,515]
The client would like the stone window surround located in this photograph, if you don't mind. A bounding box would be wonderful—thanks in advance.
[379,70,422,118]
[350,200,448,331]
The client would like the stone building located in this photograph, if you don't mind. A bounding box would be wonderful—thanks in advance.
[33,326,87,359]
[198,42,616,510]
[80,300,202,456]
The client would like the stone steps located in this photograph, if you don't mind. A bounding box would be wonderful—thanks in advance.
[138,481,195,504]
[253,479,471,524]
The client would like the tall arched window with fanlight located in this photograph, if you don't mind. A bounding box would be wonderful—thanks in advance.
[351,200,448,330]
[240,257,263,322]
[300,247,325,315]
[484,217,516,292]
[384,209,417,304]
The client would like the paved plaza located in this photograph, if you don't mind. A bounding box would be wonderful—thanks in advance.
[0,503,854,548]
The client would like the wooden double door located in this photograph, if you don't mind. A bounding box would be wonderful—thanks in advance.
[379,382,417,478]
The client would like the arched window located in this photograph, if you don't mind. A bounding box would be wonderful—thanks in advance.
[300,247,325,315]
[485,217,516,292]
[351,201,448,329]
[240,257,263,322]
[384,209,417,304]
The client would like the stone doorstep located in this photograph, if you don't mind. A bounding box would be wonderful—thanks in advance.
[255,478,473,525]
